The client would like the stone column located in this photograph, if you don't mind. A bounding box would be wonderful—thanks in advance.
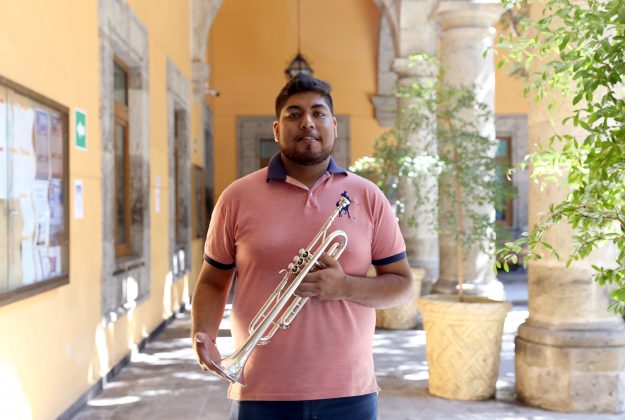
[432,2,504,300]
[392,57,439,295]
[515,89,625,414]
[192,59,210,101]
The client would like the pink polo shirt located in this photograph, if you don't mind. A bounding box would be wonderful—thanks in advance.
[203,154,406,401]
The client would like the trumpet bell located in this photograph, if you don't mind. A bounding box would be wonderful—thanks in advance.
[213,355,246,386]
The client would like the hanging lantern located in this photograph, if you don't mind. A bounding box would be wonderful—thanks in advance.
[284,0,313,80]
[285,53,313,80]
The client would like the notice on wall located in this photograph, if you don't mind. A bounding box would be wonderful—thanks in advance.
[20,238,35,285]
[48,179,64,245]
[50,114,63,178]
[34,109,51,180]
[19,195,37,284]
[32,180,50,247]
[11,103,35,198]
[34,245,62,280]
[2,85,69,290]
[74,179,84,219]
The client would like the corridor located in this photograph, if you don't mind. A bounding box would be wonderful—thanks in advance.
[68,274,621,420]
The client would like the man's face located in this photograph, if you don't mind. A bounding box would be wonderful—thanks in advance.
[273,92,337,166]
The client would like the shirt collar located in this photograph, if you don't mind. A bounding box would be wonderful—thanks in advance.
[266,153,348,182]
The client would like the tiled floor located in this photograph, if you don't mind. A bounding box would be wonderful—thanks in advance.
[71,314,231,420]
[70,274,623,419]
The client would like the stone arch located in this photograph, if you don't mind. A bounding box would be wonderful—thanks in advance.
[373,0,401,56]
[191,0,224,99]
[371,12,398,127]
[370,0,440,126]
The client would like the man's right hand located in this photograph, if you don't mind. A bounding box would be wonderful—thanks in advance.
[194,332,230,381]
[191,262,236,381]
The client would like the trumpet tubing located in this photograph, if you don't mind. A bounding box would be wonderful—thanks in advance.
[206,197,350,386]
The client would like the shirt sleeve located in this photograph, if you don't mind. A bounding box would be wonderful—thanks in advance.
[370,188,407,266]
[203,190,236,270]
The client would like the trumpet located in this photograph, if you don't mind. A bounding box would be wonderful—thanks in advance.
[207,196,350,386]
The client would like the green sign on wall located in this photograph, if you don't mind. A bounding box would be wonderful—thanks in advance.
[75,108,87,150]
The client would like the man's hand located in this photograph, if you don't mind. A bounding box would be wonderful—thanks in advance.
[294,254,413,308]
[194,332,230,381]
[295,253,348,300]
[191,262,235,380]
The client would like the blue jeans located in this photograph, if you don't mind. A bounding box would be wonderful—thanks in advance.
[229,393,378,420]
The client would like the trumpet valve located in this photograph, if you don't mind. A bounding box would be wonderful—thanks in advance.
[293,255,306,266]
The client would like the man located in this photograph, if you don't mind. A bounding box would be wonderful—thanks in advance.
[192,74,413,419]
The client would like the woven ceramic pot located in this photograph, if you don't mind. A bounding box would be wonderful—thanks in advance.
[417,294,512,400]
[375,267,424,329]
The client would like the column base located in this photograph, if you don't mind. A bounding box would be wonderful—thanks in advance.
[515,320,625,413]
[408,257,438,296]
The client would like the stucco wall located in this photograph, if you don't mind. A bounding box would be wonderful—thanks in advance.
[0,1,200,418]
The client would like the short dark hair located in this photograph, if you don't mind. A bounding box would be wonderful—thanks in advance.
[274,74,334,119]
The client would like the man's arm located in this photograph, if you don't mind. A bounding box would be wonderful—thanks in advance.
[191,261,235,376]
[296,253,414,309]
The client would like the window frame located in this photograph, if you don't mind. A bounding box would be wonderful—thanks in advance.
[0,75,70,307]
[259,138,279,168]
[113,58,132,258]
[174,111,182,246]
[495,135,513,227]
[192,164,207,239]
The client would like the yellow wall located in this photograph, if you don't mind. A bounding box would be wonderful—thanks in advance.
[0,2,102,418]
[494,23,529,115]
[208,0,385,196]
[0,1,200,418]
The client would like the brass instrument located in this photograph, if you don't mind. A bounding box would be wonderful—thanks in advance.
[207,197,350,386]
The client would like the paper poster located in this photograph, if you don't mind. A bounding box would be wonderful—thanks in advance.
[19,195,36,240]
[0,95,7,199]
[74,179,84,219]
[48,179,64,246]
[46,246,62,277]
[11,102,35,198]
[34,109,50,180]
[21,239,36,284]
[50,114,63,178]
[18,193,36,282]
[32,180,50,247]
[34,246,62,280]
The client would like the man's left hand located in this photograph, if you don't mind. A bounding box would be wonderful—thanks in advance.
[295,253,348,300]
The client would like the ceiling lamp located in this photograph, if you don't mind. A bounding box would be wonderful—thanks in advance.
[285,0,313,79]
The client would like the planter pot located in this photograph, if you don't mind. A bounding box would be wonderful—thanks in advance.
[375,267,424,330]
[417,294,512,400]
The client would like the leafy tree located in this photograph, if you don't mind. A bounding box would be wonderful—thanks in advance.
[495,0,625,314]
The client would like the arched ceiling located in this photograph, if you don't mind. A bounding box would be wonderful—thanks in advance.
[373,0,438,57]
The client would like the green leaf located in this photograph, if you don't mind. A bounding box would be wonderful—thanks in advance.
[558,34,570,51]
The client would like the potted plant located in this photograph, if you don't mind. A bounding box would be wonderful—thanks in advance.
[353,54,515,399]
[417,69,514,401]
